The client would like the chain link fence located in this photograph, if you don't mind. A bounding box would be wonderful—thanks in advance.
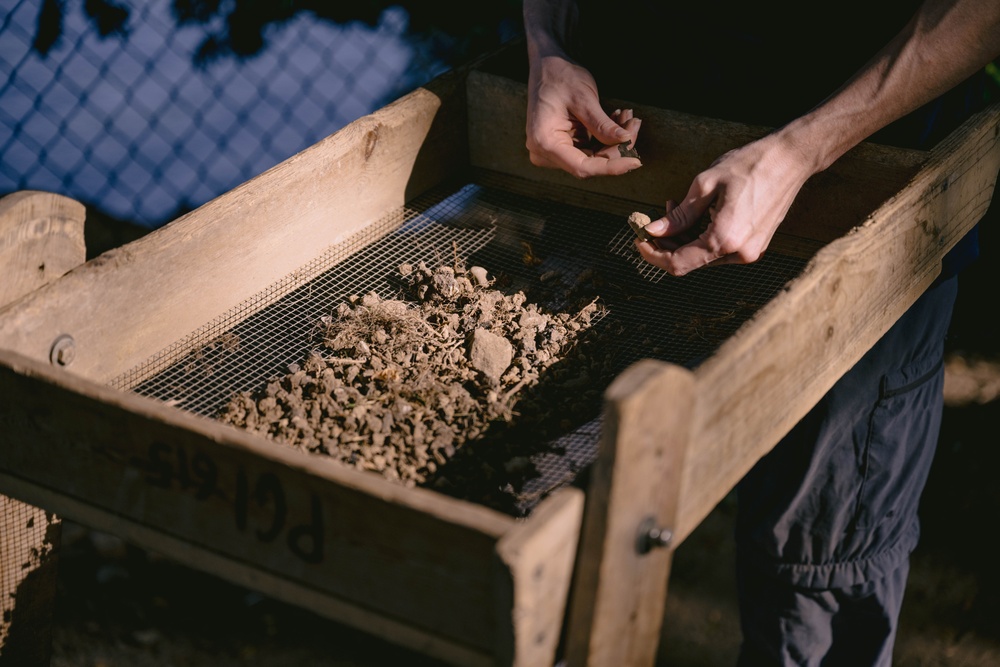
[1,1,517,229]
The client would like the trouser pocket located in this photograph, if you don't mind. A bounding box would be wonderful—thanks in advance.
[850,355,944,533]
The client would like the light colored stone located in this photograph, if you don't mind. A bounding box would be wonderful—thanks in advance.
[467,328,513,381]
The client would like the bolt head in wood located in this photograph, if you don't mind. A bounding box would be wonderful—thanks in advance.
[49,334,76,366]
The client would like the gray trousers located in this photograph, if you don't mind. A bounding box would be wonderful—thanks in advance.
[734,275,959,666]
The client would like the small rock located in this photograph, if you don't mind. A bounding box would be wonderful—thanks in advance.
[432,267,458,298]
[628,211,653,241]
[469,266,490,287]
[467,328,513,381]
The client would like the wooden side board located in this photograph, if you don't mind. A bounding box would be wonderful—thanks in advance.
[0,70,469,385]
[494,488,584,667]
[553,102,1000,667]
[0,347,522,664]
[465,70,928,249]
[462,60,1000,554]
[0,343,585,667]
[676,102,1000,544]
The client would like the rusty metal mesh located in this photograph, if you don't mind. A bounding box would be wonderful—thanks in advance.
[110,175,807,514]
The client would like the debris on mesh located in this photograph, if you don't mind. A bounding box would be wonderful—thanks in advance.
[217,260,617,514]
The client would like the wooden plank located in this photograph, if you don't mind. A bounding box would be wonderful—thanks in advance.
[0,191,85,308]
[0,74,468,384]
[0,348,516,658]
[466,70,926,245]
[467,70,764,208]
[493,487,584,667]
[0,190,83,667]
[564,360,695,667]
[672,103,1000,543]
[0,472,493,667]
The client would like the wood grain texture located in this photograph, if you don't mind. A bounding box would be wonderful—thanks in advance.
[0,470,494,667]
[0,80,467,384]
[493,488,584,667]
[2,41,997,667]
[466,70,927,247]
[674,103,1000,544]
[565,360,695,667]
[0,191,85,308]
[0,347,514,660]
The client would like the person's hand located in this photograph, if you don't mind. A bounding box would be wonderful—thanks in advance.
[526,55,642,178]
[636,132,816,276]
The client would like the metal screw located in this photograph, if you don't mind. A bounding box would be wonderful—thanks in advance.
[49,334,76,367]
[636,516,674,554]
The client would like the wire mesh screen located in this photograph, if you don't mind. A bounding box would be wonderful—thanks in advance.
[111,177,807,515]
[0,495,59,657]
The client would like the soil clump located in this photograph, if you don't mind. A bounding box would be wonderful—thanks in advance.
[218,260,615,514]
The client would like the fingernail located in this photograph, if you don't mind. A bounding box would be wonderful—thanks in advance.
[644,219,666,235]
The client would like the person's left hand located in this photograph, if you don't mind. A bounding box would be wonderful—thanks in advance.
[635,132,816,276]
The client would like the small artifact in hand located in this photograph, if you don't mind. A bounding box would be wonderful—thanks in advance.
[627,211,653,242]
[618,140,640,159]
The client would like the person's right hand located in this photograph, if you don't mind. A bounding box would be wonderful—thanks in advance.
[525,54,642,178]
[635,132,815,276]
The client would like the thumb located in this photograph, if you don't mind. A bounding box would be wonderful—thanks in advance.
[645,193,712,237]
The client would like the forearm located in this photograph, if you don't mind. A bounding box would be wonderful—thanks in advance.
[523,0,580,62]
[779,0,1000,174]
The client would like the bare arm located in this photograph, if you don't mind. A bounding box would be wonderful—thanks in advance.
[796,0,1000,172]
[523,0,642,177]
[639,0,1000,275]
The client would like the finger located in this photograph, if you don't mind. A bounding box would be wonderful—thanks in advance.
[643,184,714,238]
[538,141,641,178]
[641,200,689,238]
[573,154,642,177]
[621,113,640,141]
[592,140,643,162]
[612,108,634,126]
[635,235,727,276]
[593,118,641,154]
[599,111,641,158]
[579,105,633,147]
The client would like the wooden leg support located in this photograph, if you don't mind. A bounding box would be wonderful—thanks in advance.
[0,191,86,666]
[564,360,695,667]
